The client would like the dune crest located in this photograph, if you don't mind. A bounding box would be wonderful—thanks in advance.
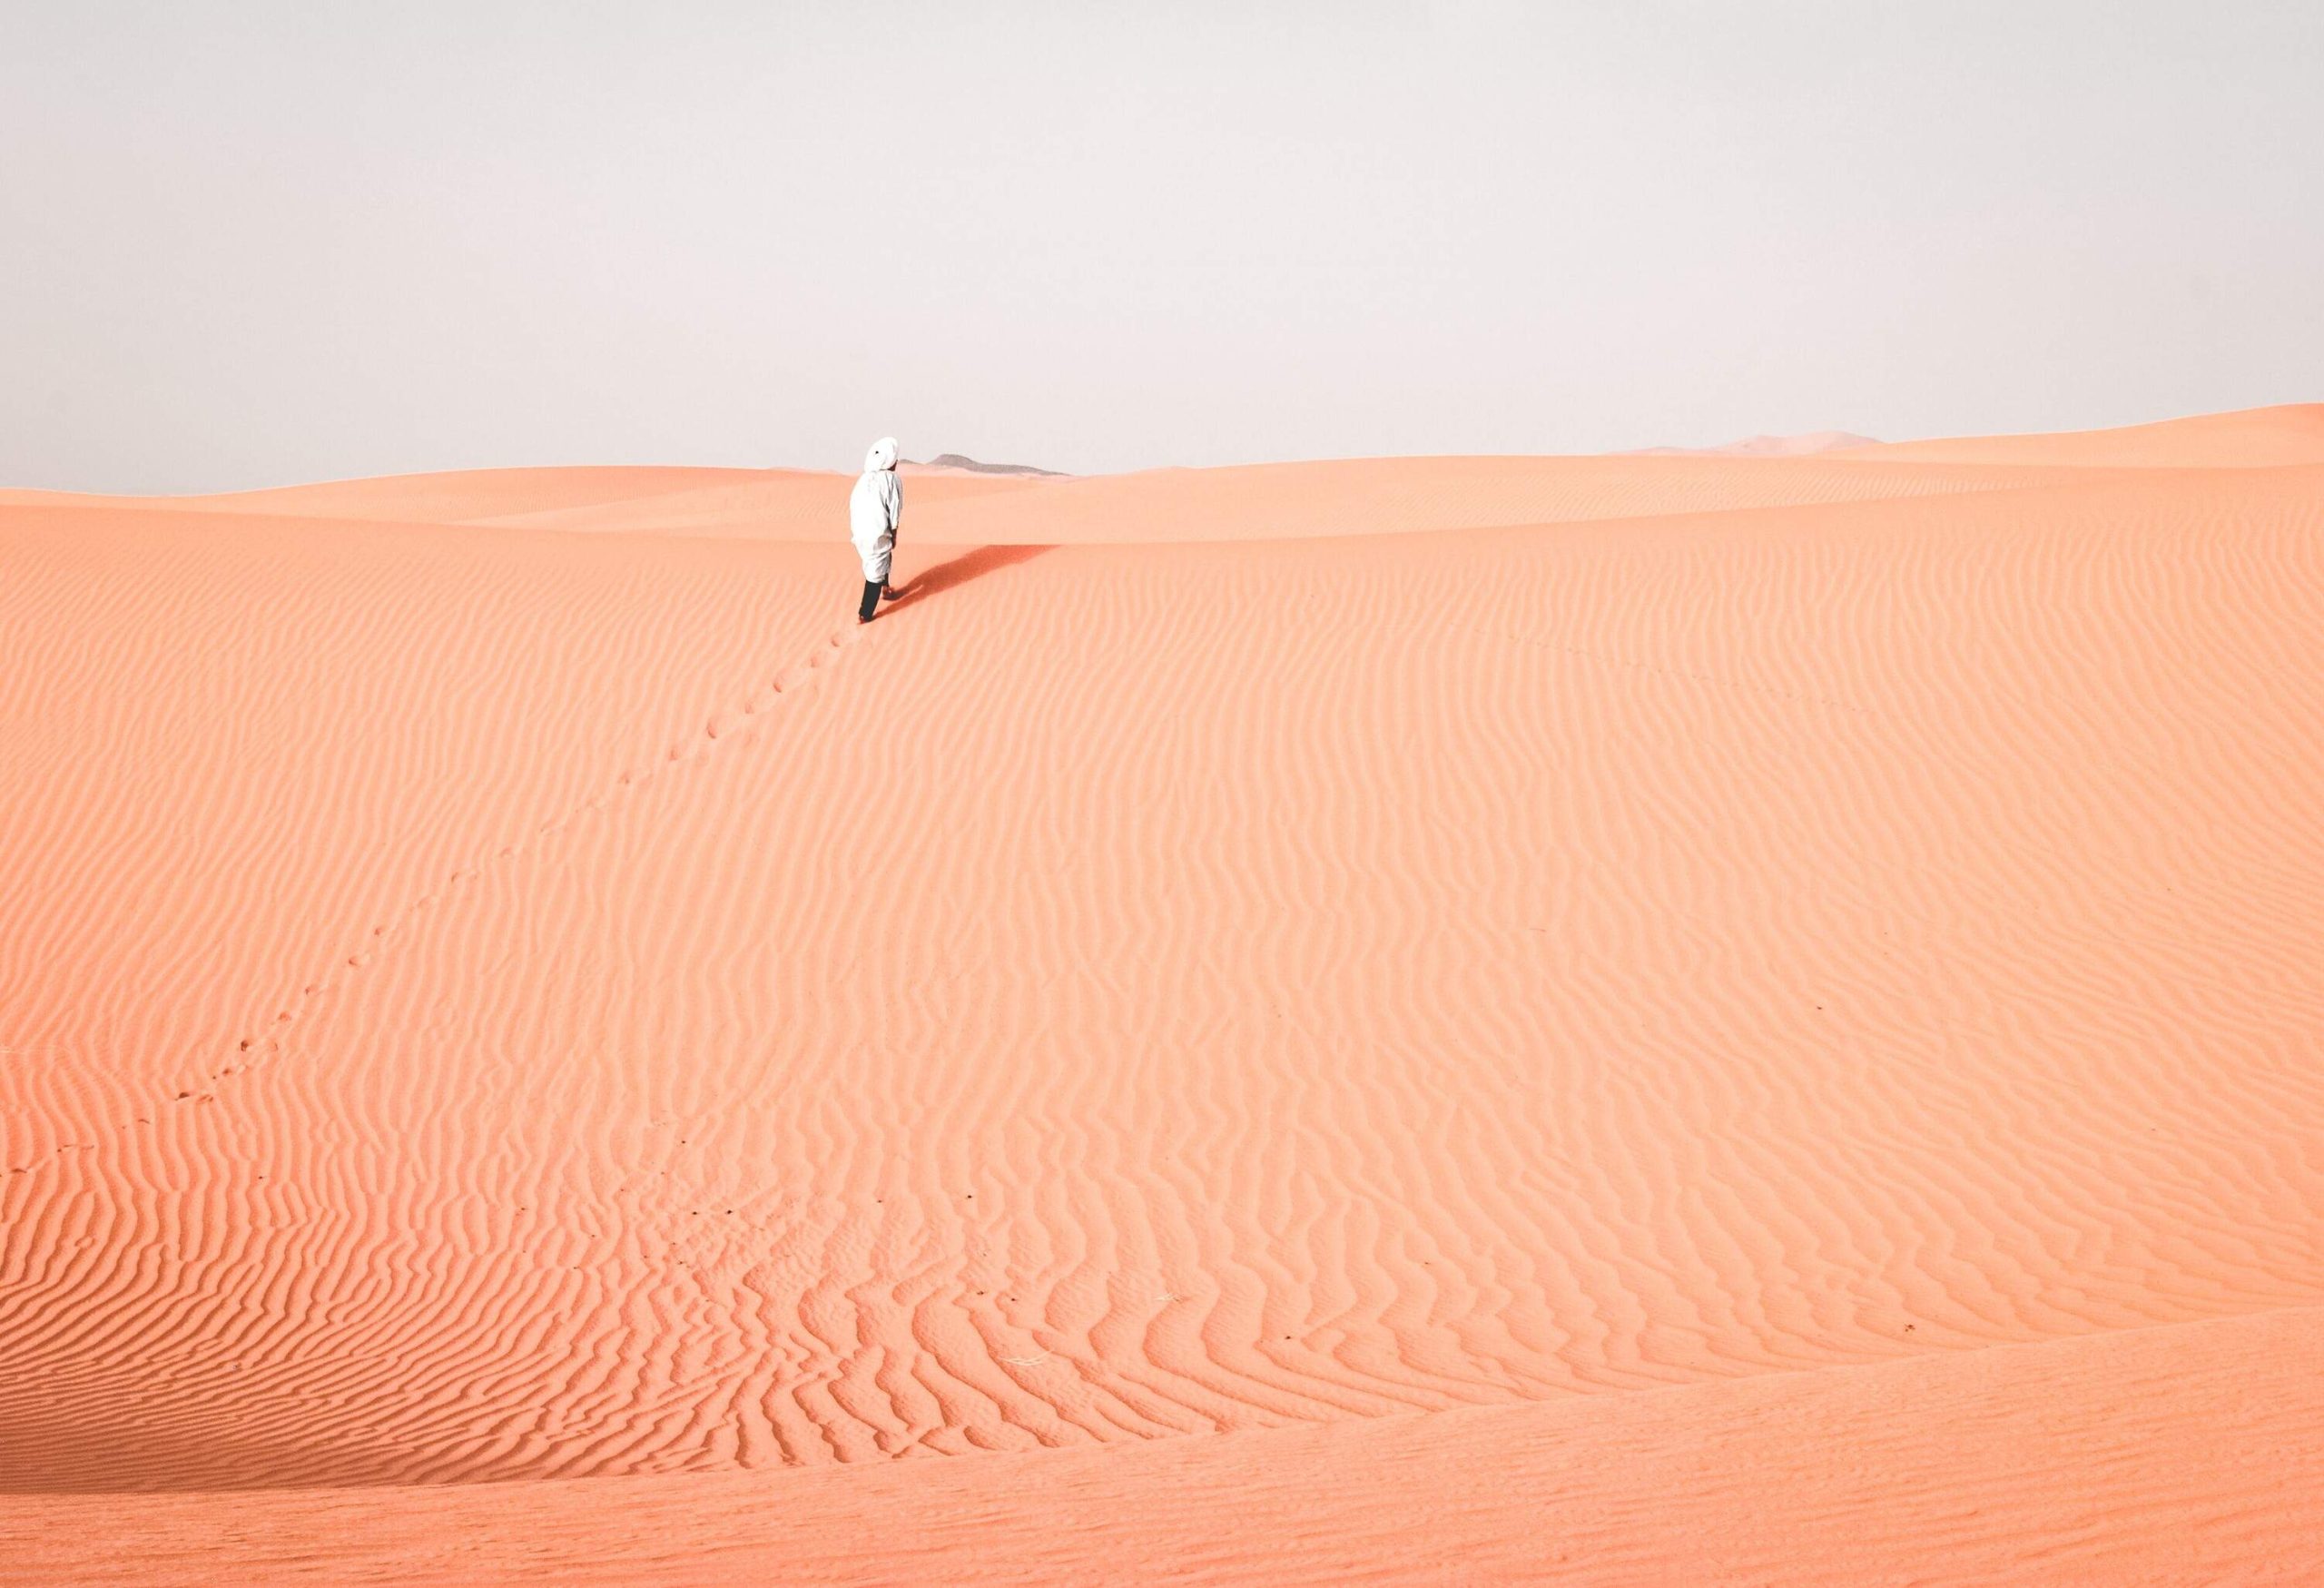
[1628,429,1880,456]
[1855,401,2324,467]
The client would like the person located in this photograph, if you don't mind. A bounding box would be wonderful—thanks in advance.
[849,437,902,622]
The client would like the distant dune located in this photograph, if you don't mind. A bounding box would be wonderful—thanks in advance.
[1629,429,1880,457]
[1851,401,2324,467]
[5,405,2323,1583]
[905,451,1068,478]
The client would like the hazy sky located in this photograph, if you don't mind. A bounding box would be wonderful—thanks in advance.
[5,3,2319,489]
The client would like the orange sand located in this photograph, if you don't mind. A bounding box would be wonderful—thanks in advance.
[4,407,2322,1582]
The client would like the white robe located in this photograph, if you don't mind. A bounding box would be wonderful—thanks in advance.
[849,437,902,583]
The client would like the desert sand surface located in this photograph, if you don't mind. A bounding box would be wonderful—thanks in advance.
[4,407,2323,1582]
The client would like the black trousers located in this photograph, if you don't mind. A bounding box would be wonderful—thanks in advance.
[858,579,883,622]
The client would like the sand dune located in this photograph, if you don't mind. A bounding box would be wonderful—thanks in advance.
[0,465,1043,538]
[0,466,753,523]
[906,453,1068,478]
[5,405,2322,1580]
[1855,401,2324,468]
[1629,429,1880,457]
[0,454,2088,544]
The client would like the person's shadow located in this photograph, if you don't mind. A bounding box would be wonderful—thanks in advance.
[884,543,1052,615]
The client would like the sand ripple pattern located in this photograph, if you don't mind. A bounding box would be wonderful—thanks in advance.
[5,440,2324,1495]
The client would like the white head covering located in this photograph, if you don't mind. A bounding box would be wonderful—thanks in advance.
[863,437,898,472]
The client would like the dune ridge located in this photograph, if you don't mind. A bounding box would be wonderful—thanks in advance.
[1,455,2057,544]
[1627,429,1880,457]
[4,403,2322,1580]
[1853,401,2324,468]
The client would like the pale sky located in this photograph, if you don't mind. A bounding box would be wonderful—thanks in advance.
[5,2,2319,490]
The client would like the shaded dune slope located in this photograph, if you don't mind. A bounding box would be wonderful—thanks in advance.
[4,406,2322,1578]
